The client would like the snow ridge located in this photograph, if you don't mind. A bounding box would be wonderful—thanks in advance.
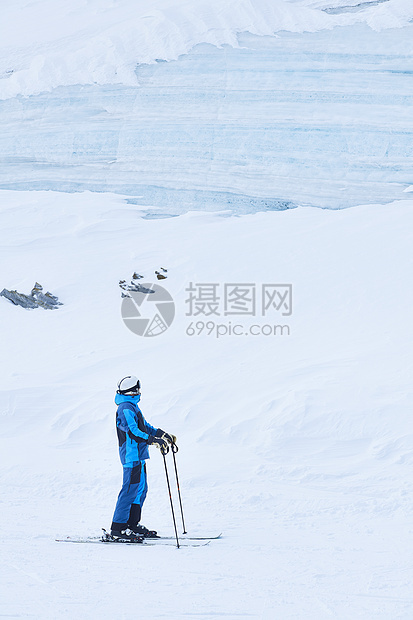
[1,0,412,99]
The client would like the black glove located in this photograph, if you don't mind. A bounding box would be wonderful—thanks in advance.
[148,435,168,450]
[156,428,177,446]
[162,432,177,445]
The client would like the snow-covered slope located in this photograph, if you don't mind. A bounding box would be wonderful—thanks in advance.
[1,23,412,210]
[1,1,412,211]
[2,0,412,99]
[1,0,413,617]
[1,189,413,618]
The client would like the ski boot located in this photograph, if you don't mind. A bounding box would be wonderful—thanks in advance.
[130,524,159,538]
[104,527,144,543]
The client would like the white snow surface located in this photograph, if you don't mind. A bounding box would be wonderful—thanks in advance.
[1,0,413,98]
[1,189,413,618]
[1,0,413,617]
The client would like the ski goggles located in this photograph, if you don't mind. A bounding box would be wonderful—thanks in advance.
[129,380,141,393]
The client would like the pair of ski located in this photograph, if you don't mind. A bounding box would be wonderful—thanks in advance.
[57,443,214,548]
[56,530,222,547]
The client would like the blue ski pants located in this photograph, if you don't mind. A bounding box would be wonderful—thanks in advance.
[112,461,148,525]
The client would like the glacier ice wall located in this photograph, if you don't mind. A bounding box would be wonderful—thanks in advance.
[0,25,412,213]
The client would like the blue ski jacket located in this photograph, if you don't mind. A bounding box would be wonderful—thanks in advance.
[115,393,160,466]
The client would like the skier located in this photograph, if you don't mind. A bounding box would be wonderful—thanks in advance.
[110,375,176,541]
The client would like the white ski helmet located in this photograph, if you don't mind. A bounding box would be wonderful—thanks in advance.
[117,375,141,394]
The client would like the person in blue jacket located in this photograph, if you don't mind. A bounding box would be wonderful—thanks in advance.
[110,375,176,540]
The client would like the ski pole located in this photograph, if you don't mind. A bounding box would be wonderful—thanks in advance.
[160,443,180,548]
[171,443,187,535]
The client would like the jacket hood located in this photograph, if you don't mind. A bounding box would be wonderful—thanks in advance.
[115,393,141,405]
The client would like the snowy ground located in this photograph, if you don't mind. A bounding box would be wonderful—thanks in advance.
[1,0,413,618]
[1,190,413,618]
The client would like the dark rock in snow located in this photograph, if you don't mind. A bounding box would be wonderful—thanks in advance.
[0,282,62,310]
